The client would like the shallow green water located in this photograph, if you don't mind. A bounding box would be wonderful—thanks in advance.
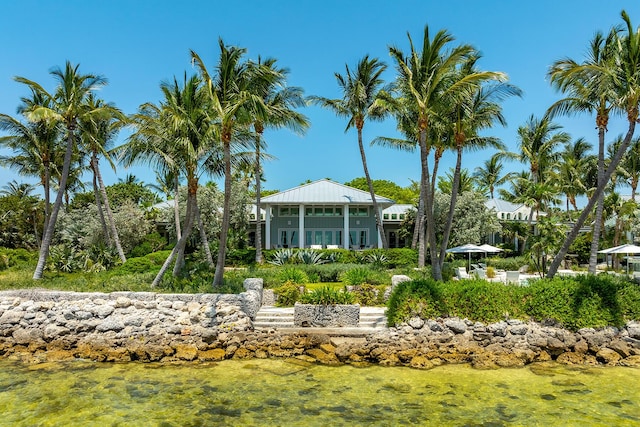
[0,358,638,426]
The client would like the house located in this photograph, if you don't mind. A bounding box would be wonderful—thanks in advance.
[252,179,395,249]
[484,198,539,251]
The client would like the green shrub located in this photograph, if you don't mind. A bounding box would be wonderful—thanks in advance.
[387,279,444,326]
[129,232,167,258]
[341,267,371,286]
[0,248,36,270]
[441,279,524,323]
[277,267,309,285]
[299,264,353,282]
[351,283,384,306]
[274,281,302,306]
[297,249,326,265]
[226,248,256,266]
[486,256,527,271]
[299,286,355,305]
[111,251,171,275]
[385,248,418,268]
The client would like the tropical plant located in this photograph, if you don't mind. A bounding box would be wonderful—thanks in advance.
[247,57,308,263]
[269,248,296,265]
[548,26,619,274]
[277,267,309,285]
[548,11,640,277]
[389,25,507,279]
[297,249,326,265]
[15,61,109,279]
[311,56,390,248]
[473,153,515,199]
[299,286,355,305]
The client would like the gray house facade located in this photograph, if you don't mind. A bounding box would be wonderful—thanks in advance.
[256,179,394,249]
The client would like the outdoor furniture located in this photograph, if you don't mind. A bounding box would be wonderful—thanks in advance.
[475,269,487,279]
[326,245,339,249]
[455,267,471,280]
[505,271,520,285]
[310,244,322,250]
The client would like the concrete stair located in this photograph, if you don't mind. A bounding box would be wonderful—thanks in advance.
[253,306,387,332]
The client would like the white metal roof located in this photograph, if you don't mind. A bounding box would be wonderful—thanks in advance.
[261,179,395,206]
[383,204,415,215]
[484,198,524,213]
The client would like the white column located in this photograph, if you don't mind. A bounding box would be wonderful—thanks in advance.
[343,204,349,249]
[299,204,305,248]
[377,206,383,248]
[265,204,271,249]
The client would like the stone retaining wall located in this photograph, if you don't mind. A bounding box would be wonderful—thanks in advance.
[1,278,640,368]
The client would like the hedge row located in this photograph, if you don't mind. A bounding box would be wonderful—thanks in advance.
[387,275,640,331]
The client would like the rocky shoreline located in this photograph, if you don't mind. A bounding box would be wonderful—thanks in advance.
[1,281,640,369]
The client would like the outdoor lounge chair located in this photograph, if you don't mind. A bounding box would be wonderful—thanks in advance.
[455,267,471,280]
[475,269,487,279]
[326,245,339,249]
[310,244,322,250]
[505,271,520,285]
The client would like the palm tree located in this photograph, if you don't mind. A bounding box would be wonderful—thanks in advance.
[125,74,217,286]
[389,25,507,279]
[249,57,308,263]
[0,91,61,233]
[311,55,390,248]
[16,61,108,279]
[79,94,127,263]
[556,138,594,211]
[437,168,475,193]
[515,115,569,184]
[437,67,520,272]
[0,180,35,198]
[548,10,640,277]
[191,39,272,288]
[123,103,184,243]
[548,27,619,274]
[473,153,514,198]
[618,135,640,201]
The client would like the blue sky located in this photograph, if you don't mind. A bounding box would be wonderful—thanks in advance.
[1,1,640,197]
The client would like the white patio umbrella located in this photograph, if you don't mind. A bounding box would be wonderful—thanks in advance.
[478,244,503,254]
[446,244,486,271]
[598,244,640,274]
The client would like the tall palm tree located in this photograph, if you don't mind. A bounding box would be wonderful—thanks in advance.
[548,10,640,277]
[437,67,520,271]
[16,61,108,279]
[0,91,61,233]
[125,74,217,286]
[191,39,272,288]
[123,103,184,243]
[548,27,619,274]
[0,180,36,198]
[473,153,514,198]
[389,25,506,279]
[249,57,308,263]
[311,55,390,248]
[79,94,127,263]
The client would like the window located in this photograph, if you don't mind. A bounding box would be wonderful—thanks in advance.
[349,206,369,217]
[250,213,256,220]
[399,214,405,220]
[279,206,299,216]
[383,213,389,220]
[391,213,398,220]
[305,206,342,216]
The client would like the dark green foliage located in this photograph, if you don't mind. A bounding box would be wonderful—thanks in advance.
[387,275,640,330]
[299,286,355,305]
[298,263,354,282]
[567,232,592,264]
[111,250,172,275]
[485,256,527,271]
[226,248,256,266]
[274,281,302,306]
[129,232,167,258]
[0,248,36,270]
[384,249,418,268]
[387,279,444,326]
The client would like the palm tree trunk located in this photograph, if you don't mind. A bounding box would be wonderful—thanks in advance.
[412,174,424,250]
[255,134,263,263]
[94,157,126,263]
[438,145,463,271]
[548,120,636,278]
[92,157,111,245]
[195,202,214,267]
[33,130,74,279]
[174,175,181,241]
[213,137,232,288]
[173,184,197,276]
[152,245,179,288]
[588,126,606,274]
[357,126,387,249]
[418,127,440,280]
[42,161,51,238]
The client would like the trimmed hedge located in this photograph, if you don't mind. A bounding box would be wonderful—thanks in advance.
[387,275,640,330]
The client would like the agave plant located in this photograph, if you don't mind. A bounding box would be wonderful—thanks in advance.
[269,248,296,265]
[365,251,388,269]
[297,249,326,265]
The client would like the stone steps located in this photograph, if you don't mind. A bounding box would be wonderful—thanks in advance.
[253,306,387,331]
